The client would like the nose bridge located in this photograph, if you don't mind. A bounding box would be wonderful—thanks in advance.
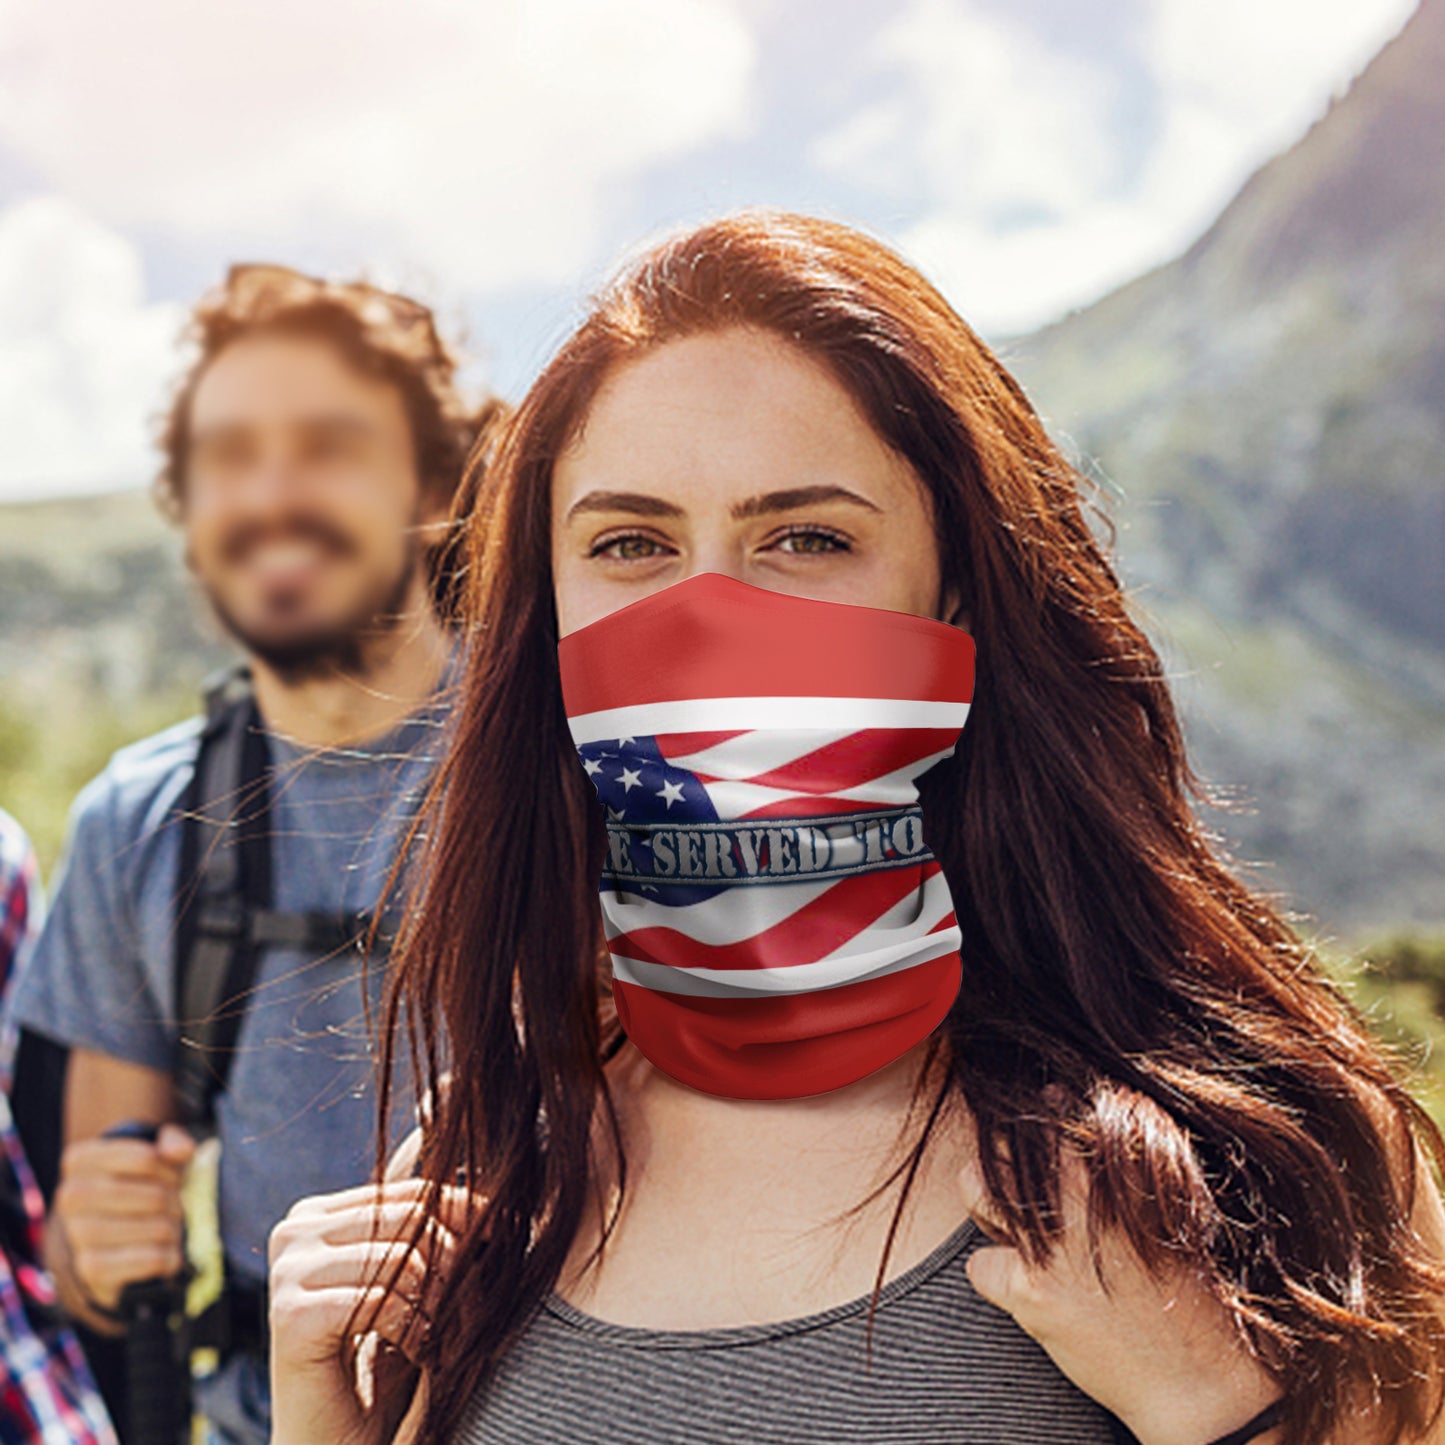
[682,510,746,585]
[236,438,298,515]
[684,557,742,586]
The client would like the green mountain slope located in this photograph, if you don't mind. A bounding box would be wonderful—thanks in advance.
[1001,0,1445,940]
[2,4,1442,938]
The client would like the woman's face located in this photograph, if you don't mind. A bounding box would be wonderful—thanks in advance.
[551,326,966,638]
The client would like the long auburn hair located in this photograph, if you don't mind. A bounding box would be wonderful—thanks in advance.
[371,210,1445,1445]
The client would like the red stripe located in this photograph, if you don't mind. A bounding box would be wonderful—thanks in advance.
[729,727,962,796]
[612,950,961,1099]
[655,727,961,818]
[607,858,942,971]
[559,572,973,715]
[653,729,752,754]
[729,795,899,820]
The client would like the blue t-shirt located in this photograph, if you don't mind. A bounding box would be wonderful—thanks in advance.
[11,673,452,1285]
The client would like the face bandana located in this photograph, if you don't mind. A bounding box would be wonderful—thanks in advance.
[557,571,974,1100]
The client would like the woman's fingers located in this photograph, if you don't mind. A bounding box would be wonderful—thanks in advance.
[957,1149,1035,1318]
[269,1179,478,1444]
[958,1138,1105,1328]
[272,1284,430,1365]
[270,1182,472,1310]
[368,1281,436,1363]
[963,1241,1029,1318]
[307,1205,458,1252]
[282,1239,444,1294]
[286,1178,480,1225]
[269,1182,479,1269]
[958,1138,1177,1345]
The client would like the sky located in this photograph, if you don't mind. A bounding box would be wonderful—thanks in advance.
[0,0,1419,501]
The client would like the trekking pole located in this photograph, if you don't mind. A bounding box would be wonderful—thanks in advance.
[103,1122,194,1445]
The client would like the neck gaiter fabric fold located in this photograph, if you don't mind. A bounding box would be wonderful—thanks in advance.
[558,571,974,1100]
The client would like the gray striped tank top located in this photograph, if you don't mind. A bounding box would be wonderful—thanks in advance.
[456,1214,1134,1444]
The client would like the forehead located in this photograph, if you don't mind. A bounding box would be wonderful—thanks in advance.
[188,331,408,434]
[555,327,909,503]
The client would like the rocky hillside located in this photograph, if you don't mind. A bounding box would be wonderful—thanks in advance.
[0,489,232,867]
[1000,0,1445,941]
[2,3,1442,936]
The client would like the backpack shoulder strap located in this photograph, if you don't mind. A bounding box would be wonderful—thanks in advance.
[171,663,403,1130]
[173,662,271,1130]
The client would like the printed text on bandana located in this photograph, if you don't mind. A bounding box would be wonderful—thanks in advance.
[601,805,933,888]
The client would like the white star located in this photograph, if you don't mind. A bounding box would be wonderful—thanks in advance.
[606,805,626,822]
[618,766,643,792]
[583,757,603,776]
[617,735,637,747]
[656,778,686,808]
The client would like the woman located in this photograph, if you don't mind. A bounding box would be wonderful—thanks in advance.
[267,211,1445,1445]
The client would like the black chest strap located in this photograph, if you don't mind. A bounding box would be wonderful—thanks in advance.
[172,664,393,1130]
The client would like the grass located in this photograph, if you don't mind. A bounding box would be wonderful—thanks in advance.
[4,655,1442,1162]
[0,679,198,875]
[1324,931,1445,1135]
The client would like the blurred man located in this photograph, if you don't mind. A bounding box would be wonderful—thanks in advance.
[0,805,116,1445]
[8,266,506,1445]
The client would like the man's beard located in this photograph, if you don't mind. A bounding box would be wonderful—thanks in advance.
[202,541,423,685]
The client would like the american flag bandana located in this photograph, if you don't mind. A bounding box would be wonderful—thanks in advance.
[558,571,974,1099]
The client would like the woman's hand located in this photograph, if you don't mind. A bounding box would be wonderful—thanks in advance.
[268,1178,473,1445]
[959,1144,1285,1445]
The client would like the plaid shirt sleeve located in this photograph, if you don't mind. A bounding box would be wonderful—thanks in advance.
[0,810,118,1445]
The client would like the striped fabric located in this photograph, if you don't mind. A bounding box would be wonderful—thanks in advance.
[559,572,975,1099]
[0,818,35,1098]
[0,808,117,1445]
[455,1213,1137,1444]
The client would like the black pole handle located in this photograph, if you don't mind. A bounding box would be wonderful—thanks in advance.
[102,1121,193,1445]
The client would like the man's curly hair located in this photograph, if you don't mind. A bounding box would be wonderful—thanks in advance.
[153,262,510,619]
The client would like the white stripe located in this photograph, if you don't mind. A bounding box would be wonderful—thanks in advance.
[602,867,957,960]
[603,863,955,950]
[609,924,962,997]
[603,872,852,945]
[567,696,969,745]
[664,728,959,797]
[664,726,858,778]
[696,742,959,815]
[812,867,957,959]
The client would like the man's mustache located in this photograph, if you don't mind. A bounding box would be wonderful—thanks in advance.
[218,516,360,565]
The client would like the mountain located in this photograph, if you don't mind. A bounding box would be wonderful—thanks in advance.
[0,488,232,868]
[2,4,1443,933]
[997,0,1445,938]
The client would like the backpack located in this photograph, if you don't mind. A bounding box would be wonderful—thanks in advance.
[10,661,399,1428]
[171,660,396,1130]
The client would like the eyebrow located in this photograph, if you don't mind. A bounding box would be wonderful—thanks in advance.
[190,413,379,446]
[564,485,885,525]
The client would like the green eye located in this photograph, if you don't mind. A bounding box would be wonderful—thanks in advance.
[773,526,850,554]
[590,532,667,560]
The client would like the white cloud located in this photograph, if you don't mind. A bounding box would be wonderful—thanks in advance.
[0,0,756,499]
[0,197,182,500]
[0,0,1418,499]
[0,0,755,296]
[814,0,1418,335]
[1138,0,1417,228]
